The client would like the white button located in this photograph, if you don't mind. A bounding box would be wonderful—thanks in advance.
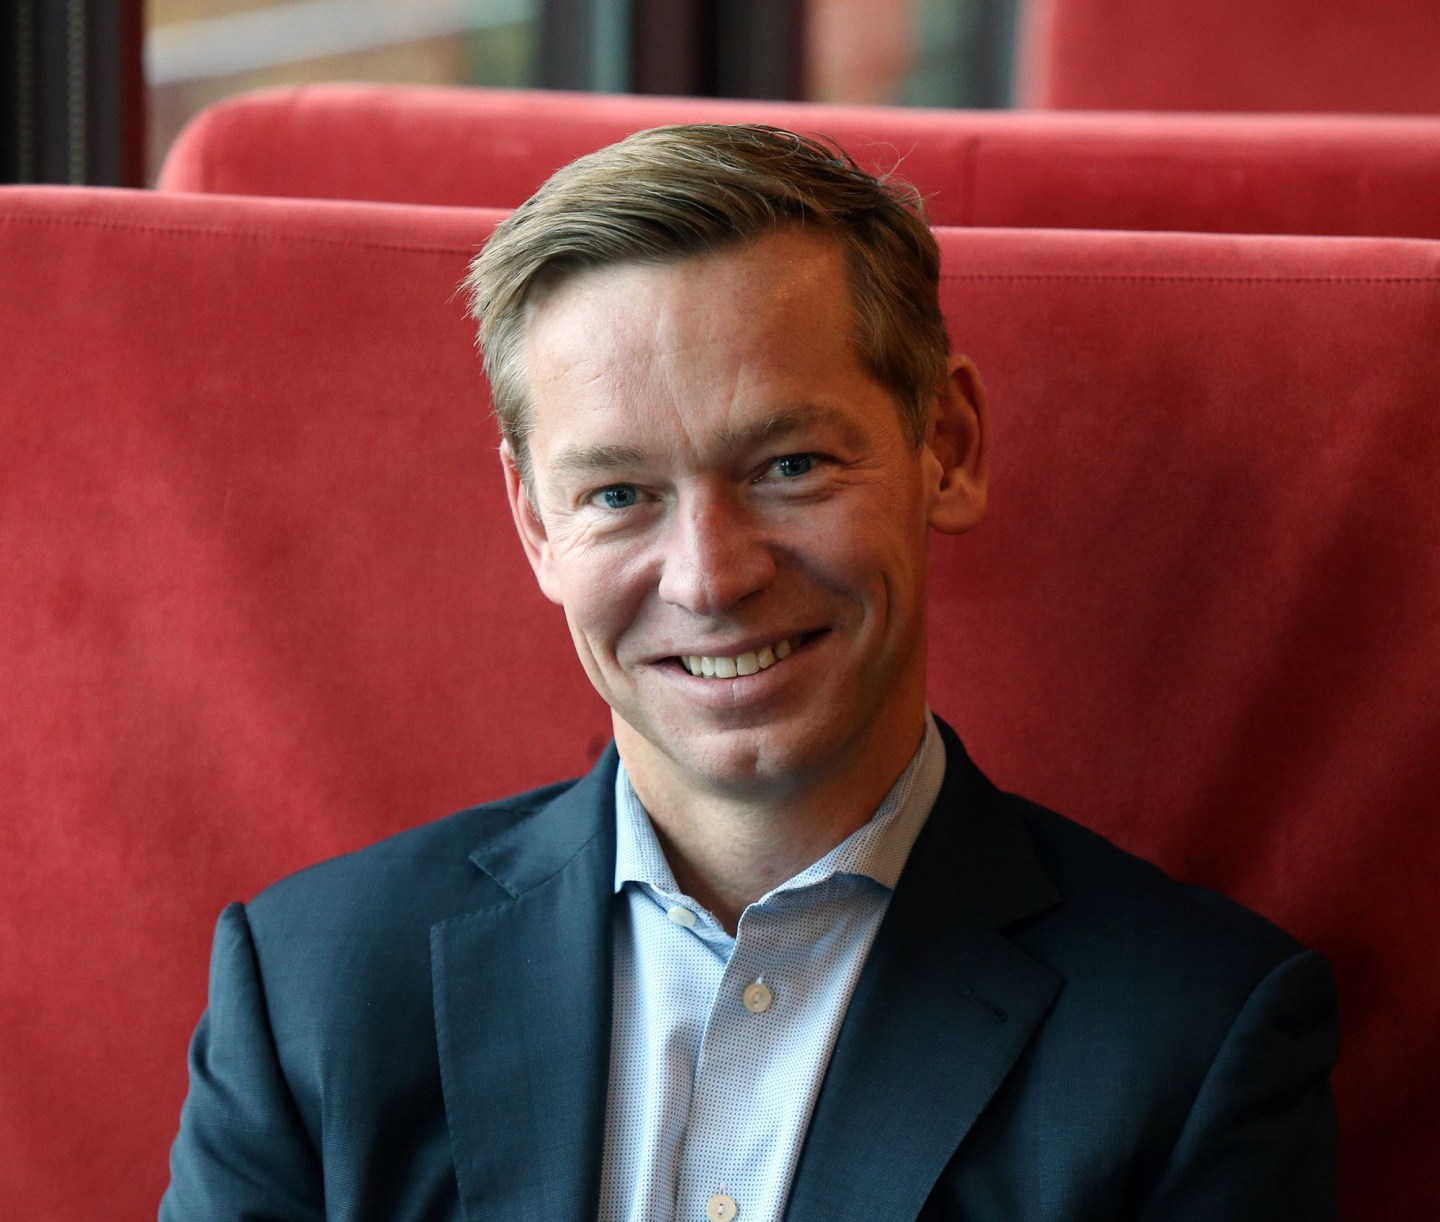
[667,905,698,928]
[706,1193,738,1221]
[742,980,773,1013]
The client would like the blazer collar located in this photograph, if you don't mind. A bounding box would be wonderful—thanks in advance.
[465,744,620,896]
[784,720,1064,1222]
[431,747,619,1222]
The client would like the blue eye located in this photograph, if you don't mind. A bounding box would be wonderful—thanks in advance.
[597,485,639,509]
[772,454,814,478]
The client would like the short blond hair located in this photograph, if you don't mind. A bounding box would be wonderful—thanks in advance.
[464,124,949,487]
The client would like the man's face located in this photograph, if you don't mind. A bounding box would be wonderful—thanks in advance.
[506,229,986,805]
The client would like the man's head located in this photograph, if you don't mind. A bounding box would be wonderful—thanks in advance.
[465,124,950,491]
[465,124,989,812]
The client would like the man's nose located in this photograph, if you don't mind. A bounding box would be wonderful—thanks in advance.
[657,489,776,616]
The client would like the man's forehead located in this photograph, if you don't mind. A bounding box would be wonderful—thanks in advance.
[516,227,897,484]
[523,240,849,387]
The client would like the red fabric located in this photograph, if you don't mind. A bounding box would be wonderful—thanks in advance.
[0,187,609,1219]
[930,230,1440,1220]
[1023,0,1440,113]
[3,186,1439,1218]
[155,83,1440,238]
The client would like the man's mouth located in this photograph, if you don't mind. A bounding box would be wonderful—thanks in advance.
[678,635,802,679]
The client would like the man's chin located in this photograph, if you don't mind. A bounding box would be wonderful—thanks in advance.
[614,715,837,800]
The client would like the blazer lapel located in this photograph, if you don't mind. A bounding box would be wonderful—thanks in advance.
[785,724,1064,1222]
[431,749,619,1222]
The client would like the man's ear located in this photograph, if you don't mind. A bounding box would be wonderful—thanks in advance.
[924,354,991,536]
[501,441,564,605]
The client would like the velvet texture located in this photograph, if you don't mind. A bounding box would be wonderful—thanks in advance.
[1022,0,1440,114]
[2,186,1438,1218]
[155,83,1440,239]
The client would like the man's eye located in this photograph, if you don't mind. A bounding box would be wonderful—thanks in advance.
[770,454,815,479]
[594,484,639,509]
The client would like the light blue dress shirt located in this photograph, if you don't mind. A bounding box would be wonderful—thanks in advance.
[598,713,947,1222]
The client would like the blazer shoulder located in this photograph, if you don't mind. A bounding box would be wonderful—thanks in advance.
[1004,790,1309,978]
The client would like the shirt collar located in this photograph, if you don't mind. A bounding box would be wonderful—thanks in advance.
[613,710,947,901]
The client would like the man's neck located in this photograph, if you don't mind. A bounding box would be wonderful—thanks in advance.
[616,718,927,934]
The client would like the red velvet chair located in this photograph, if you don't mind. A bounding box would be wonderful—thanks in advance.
[3,184,1438,1218]
[156,83,1440,239]
[1021,0,1440,114]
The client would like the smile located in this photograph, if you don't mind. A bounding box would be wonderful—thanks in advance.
[679,636,800,679]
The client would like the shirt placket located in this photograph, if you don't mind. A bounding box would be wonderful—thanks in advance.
[673,903,788,1222]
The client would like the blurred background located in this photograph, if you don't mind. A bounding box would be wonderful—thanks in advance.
[3,0,1020,186]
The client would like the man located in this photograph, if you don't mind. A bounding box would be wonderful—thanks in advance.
[163,126,1338,1220]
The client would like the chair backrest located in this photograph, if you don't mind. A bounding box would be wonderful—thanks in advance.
[3,185,1437,1218]
[1021,0,1440,114]
[928,225,1440,1221]
[1,186,602,1220]
[155,83,1440,239]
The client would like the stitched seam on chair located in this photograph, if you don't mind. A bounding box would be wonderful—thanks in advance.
[5,215,1433,279]
[941,271,1440,285]
[960,136,981,225]
[0,211,480,257]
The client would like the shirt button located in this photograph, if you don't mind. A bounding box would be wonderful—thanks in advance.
[667,905,698,928]
[706,1193,738,1221]
[742,980,773,1013]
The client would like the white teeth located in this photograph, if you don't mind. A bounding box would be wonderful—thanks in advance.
[681,636,801,679]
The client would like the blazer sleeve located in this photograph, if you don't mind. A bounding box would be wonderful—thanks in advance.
[160,902,325,1221]
[1140,947,1341,1221]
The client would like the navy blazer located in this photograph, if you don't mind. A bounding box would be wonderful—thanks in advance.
[162,722,1338,1220]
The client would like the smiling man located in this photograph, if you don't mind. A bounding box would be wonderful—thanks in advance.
[163,127,1338,1221]
[505,224,983,932]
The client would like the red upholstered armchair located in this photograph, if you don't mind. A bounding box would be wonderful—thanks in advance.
[2,184,1438,1218]
[156,83,1440,239]
[1020,0,1440,114]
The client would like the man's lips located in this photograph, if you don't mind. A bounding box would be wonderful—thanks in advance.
[648,631,823,680]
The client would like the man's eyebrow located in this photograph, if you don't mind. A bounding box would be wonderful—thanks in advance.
[547,405,869,479]
[716,405,869,454]
[549,442,650,480]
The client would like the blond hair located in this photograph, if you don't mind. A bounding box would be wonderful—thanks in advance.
[464,124,949,487]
